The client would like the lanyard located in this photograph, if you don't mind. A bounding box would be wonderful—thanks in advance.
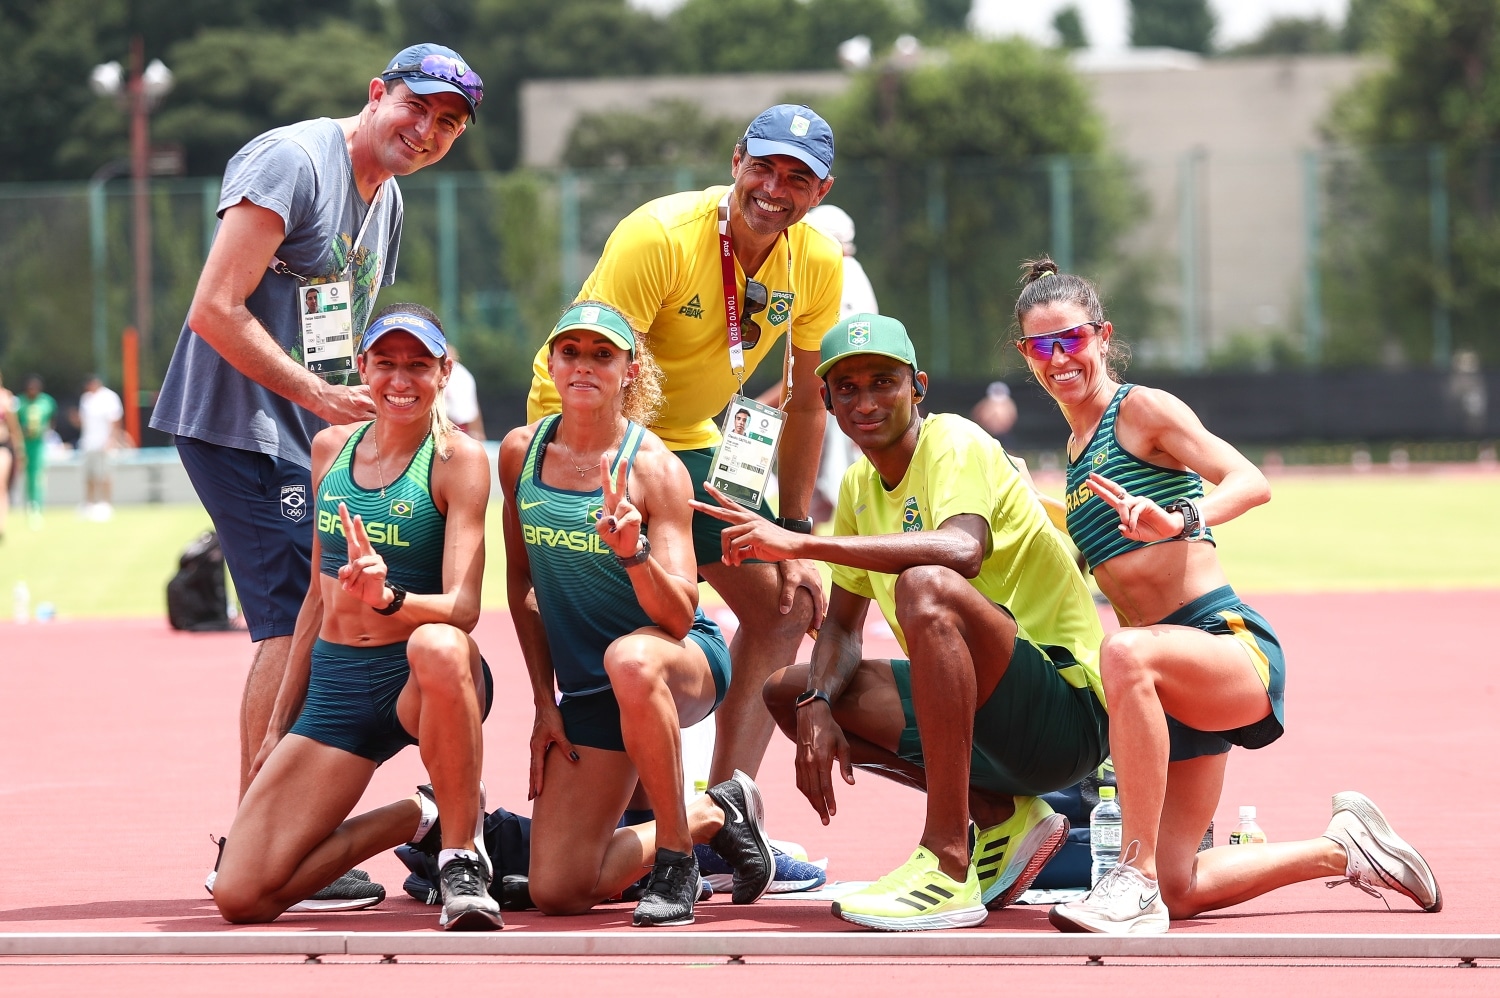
[269,180,388,284]
[717,194,795,406]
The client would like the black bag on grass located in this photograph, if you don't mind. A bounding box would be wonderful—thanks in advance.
[166,530,233,632]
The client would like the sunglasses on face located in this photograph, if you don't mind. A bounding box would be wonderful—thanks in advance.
[384,54,484,108]
[741,279,768,349]
[1014,321,1104,361]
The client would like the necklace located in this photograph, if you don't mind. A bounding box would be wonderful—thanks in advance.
[559,428,624,477]
[372,426,388,497]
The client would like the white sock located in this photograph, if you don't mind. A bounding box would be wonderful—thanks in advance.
[439,848,481,870]
[411,792,439,845]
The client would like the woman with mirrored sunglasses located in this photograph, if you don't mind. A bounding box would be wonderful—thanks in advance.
[1014,257,1440,935]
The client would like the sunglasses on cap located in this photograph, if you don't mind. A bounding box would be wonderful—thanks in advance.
[741,279,769,349]
[1015,321,1104,361]
[383,53,484,110]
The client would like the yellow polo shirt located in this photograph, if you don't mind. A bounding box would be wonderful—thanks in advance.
[831,414,1106,706]
[527,186,844,451]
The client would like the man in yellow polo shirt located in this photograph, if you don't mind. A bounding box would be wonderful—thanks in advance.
[528,105,843,803]
[694,315,1110,931]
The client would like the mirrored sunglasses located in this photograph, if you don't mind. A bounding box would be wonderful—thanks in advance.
[742,279,769,349]
[1015,321,1103,361]
[384,53,484,108]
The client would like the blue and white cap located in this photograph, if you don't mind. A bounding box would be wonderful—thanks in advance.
[743,104,835,179]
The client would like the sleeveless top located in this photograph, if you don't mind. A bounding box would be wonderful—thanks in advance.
[317,424,446,594]
[518,415,713,697]
[1065,384,1214,572]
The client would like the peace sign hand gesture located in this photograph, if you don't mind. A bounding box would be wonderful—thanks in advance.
[336,502,392,607]
[595,454,644,560]
[1085,472,1186,543]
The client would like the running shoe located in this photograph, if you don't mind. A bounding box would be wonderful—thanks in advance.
[705,770,774,904]
[205,835,383,912]
[290,871,387,912]
[832,845,987,931]
[1048,849,1168,934]
[438,853,503,931]
[696,843,827,894]
[975,796,1069,909]
[1323,791,1442,912]
[621,870,713,903]
[632,848,701,927]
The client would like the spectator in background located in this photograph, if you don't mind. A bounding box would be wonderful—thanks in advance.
[78,374,125,522]
[803,204,877,527]
[443,344,486,441]
[16,374,55,525]
[0,369,20,540]
[971,381,1018,448]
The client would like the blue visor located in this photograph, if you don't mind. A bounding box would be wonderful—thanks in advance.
[360,312,447,357]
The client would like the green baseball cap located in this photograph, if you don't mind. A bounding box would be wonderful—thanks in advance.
[547,302,637,352]
[816,313,918,377]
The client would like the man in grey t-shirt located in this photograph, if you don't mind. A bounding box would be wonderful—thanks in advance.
[151,45,482,847]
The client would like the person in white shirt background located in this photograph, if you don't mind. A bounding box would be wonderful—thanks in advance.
[442,345,486,441]
[78,374,125,521]
[802,204,878,527]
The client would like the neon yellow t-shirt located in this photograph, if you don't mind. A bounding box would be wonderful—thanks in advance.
[526,186,844,451]
[831,413,1105,705]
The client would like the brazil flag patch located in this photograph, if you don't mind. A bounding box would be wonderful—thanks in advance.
[389,499,414,519]
[768,290,795,327]
[902,496,923,532]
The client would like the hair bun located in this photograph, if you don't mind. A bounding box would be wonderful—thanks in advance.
[1020,256,1060,287]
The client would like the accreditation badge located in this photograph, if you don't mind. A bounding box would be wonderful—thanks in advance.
[709,394,786,509]
[299,280,355,377]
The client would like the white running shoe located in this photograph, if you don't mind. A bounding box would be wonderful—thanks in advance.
[1323,791,1441,912]
[1048,848,1169,935]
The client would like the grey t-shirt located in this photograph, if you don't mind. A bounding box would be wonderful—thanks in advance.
[151,118,403,469]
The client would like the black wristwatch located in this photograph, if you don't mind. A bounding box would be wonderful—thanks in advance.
[776,516,814,534]
[373,581,407,616]
[1162,498,1202,541]
[616,535,652,568]
[794,688,832,710]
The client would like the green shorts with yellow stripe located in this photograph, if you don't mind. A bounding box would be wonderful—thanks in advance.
[1160,585,1286,761]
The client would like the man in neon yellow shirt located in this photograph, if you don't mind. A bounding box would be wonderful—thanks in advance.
[528,105,843,792]
[694,314,1110,931]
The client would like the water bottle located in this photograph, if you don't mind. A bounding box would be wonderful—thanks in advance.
[12,581,29,624]
[1229,805,1267,845]
[1090,785,1123,886]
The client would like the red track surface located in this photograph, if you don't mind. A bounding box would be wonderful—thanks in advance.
[1,590,1495,994]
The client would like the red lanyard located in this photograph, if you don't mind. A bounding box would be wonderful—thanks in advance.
[717,193,795,402]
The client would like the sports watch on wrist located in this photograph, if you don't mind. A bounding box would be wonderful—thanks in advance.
[1162,498,1202,541]
[373,581,407,616]
[616,535,652,568]
[794,688,832,710]
[776,516,814,534]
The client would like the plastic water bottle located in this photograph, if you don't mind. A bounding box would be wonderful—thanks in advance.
[1090,785,1123,886]
[12,581,29,624]
[1229,805,1268,845]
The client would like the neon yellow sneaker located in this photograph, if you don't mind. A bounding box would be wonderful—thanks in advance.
[832,845,987,931]
[975,796,1069,909]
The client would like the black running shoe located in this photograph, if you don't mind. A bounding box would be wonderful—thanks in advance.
[632,848,700,927]
[439,854,503,931]
[706,770,773,905]
[290,871,386,912]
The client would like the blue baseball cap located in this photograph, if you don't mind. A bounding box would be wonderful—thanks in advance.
[743,104,835,179]
[382,43,484,120]
[361,311,448,357]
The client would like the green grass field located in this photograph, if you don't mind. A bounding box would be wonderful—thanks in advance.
[1,473,1495,620]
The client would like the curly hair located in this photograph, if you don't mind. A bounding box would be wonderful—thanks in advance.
[556,300,664,426]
